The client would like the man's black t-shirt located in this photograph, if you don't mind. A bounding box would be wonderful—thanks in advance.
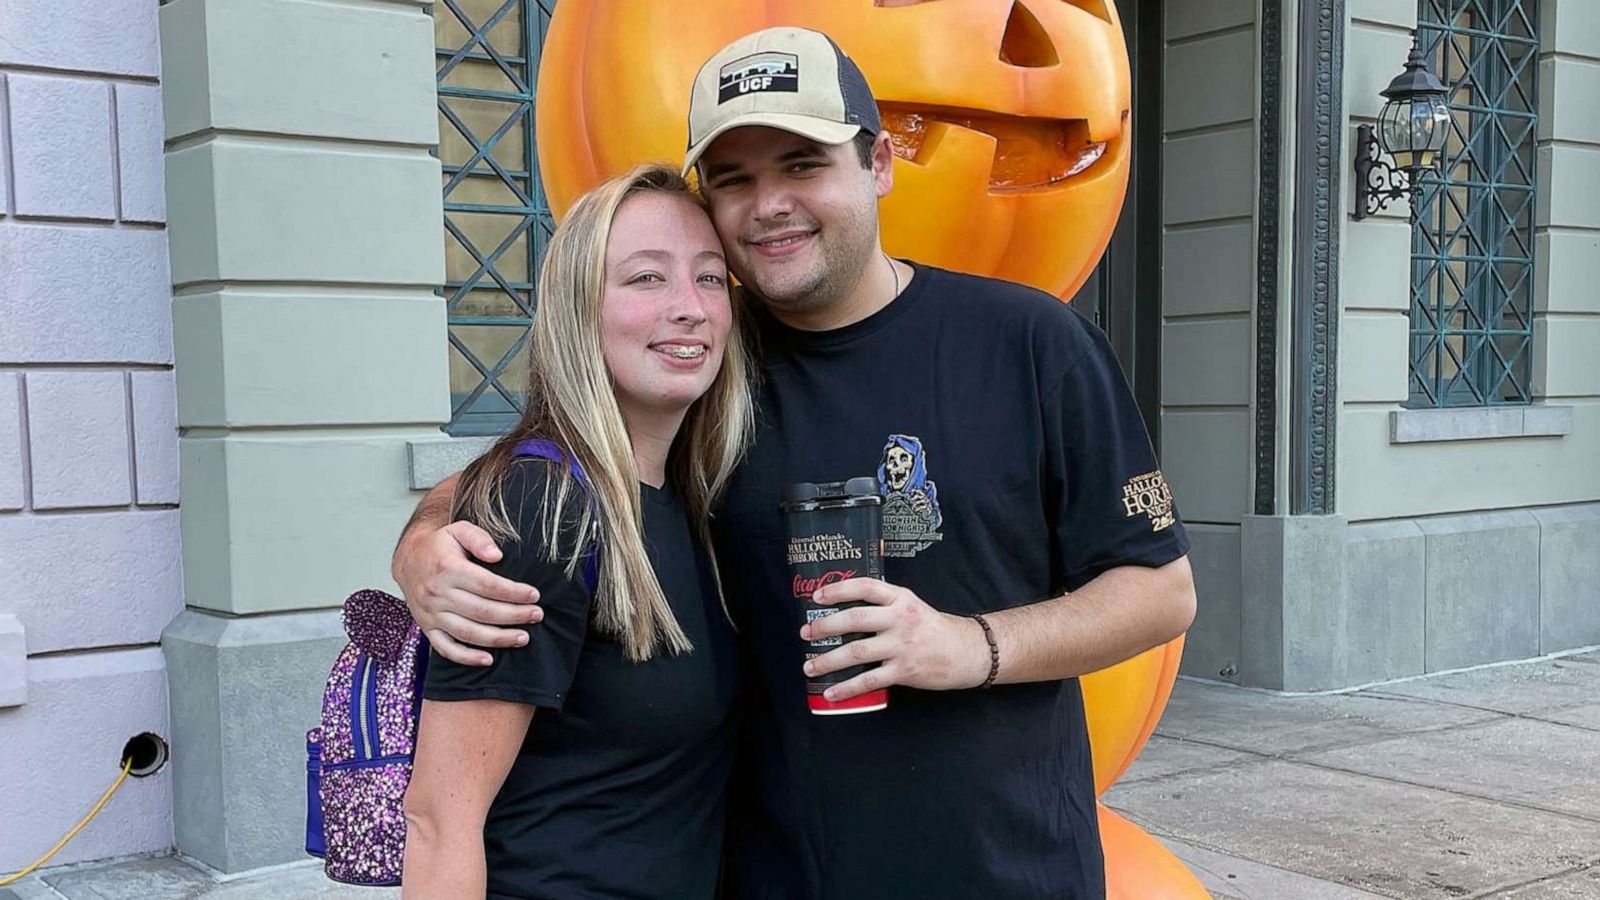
[424,460,738,900]
[714,263,1189,900]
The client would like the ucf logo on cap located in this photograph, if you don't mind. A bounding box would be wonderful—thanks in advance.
[718,52,800,103]
[681,27,882,177]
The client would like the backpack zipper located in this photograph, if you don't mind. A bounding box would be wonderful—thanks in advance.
[356,659,375,760]
[324,753,409,772]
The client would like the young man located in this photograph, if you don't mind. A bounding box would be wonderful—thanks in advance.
[394,27,1195,900]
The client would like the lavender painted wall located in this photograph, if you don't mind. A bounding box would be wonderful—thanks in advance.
[0,0,181,870]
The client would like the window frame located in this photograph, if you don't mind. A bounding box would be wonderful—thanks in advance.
[436,0,556,435]
[1407,0,1540,409]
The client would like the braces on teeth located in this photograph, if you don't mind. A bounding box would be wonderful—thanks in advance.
[659,346,706,359]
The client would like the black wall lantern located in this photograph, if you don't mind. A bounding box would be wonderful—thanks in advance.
[1354,37,1451,220]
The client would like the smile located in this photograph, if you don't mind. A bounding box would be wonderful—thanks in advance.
[754,233,811,248]
[651,344,707,360]
[749,230,816,257]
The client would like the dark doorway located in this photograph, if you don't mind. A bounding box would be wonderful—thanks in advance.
[1069,0,1163,444]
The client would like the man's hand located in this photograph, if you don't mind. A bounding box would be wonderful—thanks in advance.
[800,559,1196,698]
[394,519,543,667]
[801,579,990,703]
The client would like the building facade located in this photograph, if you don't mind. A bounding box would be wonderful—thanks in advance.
[1,0,1595,877]
[0,0,181,869]
[1170,0,1600,693]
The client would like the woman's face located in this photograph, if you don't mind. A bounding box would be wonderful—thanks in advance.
[600,192,732,424]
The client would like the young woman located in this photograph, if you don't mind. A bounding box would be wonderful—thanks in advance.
[401,164,754,899]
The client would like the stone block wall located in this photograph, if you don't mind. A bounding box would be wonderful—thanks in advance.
[0,0,180,871]
[1227,502,1600,692]
[1159,0,1258,684]
[1158,0,1257,531]
[158,0,447,873]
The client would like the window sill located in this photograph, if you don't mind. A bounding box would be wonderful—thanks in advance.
[408,436,496,489]
[1389,405,1573,444]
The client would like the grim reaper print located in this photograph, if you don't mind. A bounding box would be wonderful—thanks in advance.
[876,434,944,558]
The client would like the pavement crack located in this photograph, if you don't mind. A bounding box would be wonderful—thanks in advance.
[1147,733,1277,758]
[1155,712,1513,762]
[1357,691,1600,734]
[1279,757,1600,827]
[1115,752,1270,786]
[1469,856,1600,897]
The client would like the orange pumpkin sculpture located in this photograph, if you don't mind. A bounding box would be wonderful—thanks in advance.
[538,0,1129,302]
[536,2,1201,896]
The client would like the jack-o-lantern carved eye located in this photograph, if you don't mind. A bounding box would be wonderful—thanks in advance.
[1062,0,1112,23]
[874,1,1060,66]
[875,0,1112,26]
[1000,2,1058,67]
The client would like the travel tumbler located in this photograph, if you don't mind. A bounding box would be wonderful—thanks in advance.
[780,477,889,715]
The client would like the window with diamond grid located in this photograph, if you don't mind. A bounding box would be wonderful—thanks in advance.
[436,0,557,435]
[1409,0,1539,407]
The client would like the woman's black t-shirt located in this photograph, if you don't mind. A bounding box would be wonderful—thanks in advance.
[423,460,738,900]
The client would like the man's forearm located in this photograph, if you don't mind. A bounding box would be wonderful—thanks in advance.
[985,557,1196,684]
[392,472,461,580]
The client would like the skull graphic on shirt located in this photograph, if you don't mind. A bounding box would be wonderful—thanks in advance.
[876,434,943,556]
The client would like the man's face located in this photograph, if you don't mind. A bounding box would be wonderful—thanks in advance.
[697,127,891,319]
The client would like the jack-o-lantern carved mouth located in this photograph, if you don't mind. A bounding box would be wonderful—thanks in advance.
[867,0,1118,190]
[880,103,1110,192]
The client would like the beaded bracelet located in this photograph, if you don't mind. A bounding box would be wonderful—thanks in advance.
[971,613,1000,689]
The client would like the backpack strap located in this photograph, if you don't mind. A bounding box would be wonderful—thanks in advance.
[510,438,600,592]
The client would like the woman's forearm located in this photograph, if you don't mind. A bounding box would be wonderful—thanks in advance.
[402,698,532,898]
[401,816,486,900]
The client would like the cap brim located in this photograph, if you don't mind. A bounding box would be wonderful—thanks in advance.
[681,113,864,178]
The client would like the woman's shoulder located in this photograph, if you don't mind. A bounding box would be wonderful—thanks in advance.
[455,460,592,604]
[499,452,564,496]
[497,456,590,545]
[447,443,591,566]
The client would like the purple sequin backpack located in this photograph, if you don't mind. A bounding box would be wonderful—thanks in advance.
[304,439,595,886]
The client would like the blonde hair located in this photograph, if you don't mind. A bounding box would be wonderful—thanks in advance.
[452,164,755,661]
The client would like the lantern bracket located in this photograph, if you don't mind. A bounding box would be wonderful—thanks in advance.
[1353,124,1420,221]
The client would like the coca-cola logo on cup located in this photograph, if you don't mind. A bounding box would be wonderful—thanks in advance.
[793,569,856,599]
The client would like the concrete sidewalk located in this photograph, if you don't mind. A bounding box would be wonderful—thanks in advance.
[0,857,396,900]
[1108,648,1600,899]
[7,650,1598,899]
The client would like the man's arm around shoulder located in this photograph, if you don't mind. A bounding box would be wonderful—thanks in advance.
[392,471,544,667]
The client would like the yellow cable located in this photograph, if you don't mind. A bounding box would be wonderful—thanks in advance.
[0,756,135,887]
